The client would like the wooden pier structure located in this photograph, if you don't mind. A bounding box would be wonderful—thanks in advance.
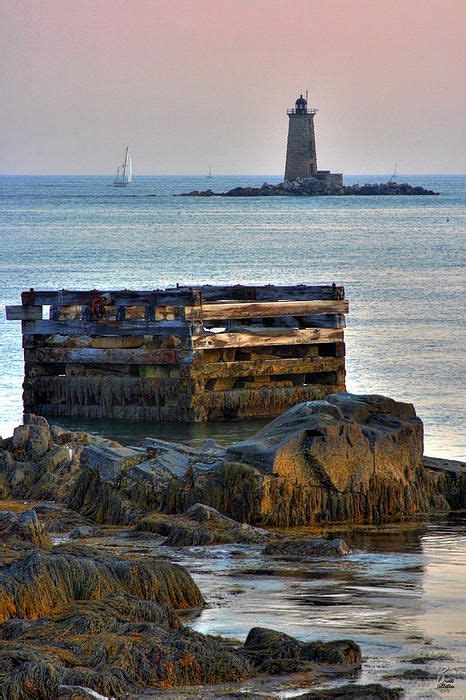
[6,284,348,422]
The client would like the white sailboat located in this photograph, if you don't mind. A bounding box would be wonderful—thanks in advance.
[113,147,133,187]
[207,165,213,179]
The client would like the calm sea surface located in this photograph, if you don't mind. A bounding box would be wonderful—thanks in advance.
[0,174,465,459]
[2,175,466,698]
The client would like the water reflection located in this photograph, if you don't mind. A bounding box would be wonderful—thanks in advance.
[67,515,465,697]
[49,415,268,447]
[171,517,465,697]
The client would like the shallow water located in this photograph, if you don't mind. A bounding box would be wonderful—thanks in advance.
[74,516,466,698]
[1,174,465,459]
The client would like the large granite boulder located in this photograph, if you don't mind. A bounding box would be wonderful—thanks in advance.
[228,392,423,489]
[218,392,428,525]
[64,393,465,527]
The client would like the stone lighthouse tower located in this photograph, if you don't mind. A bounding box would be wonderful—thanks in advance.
[284,94,318,181]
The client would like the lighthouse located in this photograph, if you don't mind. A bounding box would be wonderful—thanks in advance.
[284,94,318,181]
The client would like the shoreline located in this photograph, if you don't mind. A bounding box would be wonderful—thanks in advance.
[0,405,464,698]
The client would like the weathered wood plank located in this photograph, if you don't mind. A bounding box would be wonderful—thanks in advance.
[6,305,42,321]
[192,356,344,379]
[204,315,346,330]
[19,284,343,308]
[22,319,190,337]
[24,347,195,365]
[197,300,348,321]
[170,283,344,302]
[20,289,197,307]
[192,328,343,349]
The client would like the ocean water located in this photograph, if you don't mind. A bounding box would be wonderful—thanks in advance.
[62,515,466,698]
[0,174,465,459]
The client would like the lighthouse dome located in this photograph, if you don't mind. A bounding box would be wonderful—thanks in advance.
[295,94,307,113]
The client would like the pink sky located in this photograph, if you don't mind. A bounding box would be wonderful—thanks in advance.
[1,0,465,174]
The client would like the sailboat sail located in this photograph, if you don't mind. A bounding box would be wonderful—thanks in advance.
[113,147,132,186]
[126,151,133,183]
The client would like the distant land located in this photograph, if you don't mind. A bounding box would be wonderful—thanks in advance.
[179,179,439,197]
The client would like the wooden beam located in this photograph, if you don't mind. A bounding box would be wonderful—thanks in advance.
[20,289,197,307]
[197,300,348,320]
[6,305,43,321]
[21,319,190,337]
[17,285,345,310]
[192,328,343,350]
[169,283,345,302]
[192,356,344,379]
[24,347,195,365]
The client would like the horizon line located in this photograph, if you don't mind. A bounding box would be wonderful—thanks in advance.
[1,172,465,178]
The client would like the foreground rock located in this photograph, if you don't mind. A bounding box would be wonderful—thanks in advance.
[0,543,363,699]
[240,627,361,674]
[179,178,438,197]
[264,538,350,557]
[0,509,51,548]
[0,545,203,622]
[137,503,276,546]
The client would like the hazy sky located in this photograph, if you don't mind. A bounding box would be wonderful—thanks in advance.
[1,0,465,175]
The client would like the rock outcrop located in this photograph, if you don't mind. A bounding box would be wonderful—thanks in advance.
[179,178,438,197]
[240,627,362,674]
[1,395,464,531]
[0,509,51,548]
[137,503,276,546]
[91,392,457,528]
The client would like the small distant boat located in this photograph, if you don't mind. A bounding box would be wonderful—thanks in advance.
[390,162,398,181]
[207,165,213,179]
[113,147,133,187]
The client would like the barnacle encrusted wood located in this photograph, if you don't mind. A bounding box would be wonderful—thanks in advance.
[7,283,348,421]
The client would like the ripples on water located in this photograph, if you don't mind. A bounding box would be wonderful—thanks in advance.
[80,516,466,697]
[0,174,465,459]
[176,518,466,698]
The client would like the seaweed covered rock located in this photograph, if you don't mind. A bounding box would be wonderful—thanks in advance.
[223,392,453,525]
[0,415,106,503]
[68,466,141,525]
[0,546,203,622]
[0,509,51,548]
[263,538,350,557]
[241,627,362,674]
[0,593,251,699]
[137,503,276,547]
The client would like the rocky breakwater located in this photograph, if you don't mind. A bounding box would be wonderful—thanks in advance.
[179,178,438,197]
[52,392,465,529]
